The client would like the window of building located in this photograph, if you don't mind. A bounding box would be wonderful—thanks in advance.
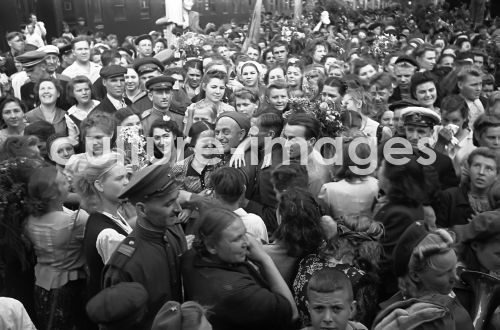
[93,0,103,23]
[139,0,150,19]
[113,0,127,21]
[63,0,73,11]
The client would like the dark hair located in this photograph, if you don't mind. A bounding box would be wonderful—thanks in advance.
[0,96,26,128]
[369,72,393,90]
[271,40,289,53]
[414,43,436,59]
[71,36,90,48]
[409,71,438,101]
[149,118,182,138]
[467,147,499,168]
[34,77,62,102]
[27,166,61,217]
[352,58,376,76]
[24,120,55,142]
[114,107,138,126]
[472,114,500,147]
[322,77,348,96]
[6,31,24,41]
[193,207,240,257]
[234,88,259,104]
[188,121,214,147]
[271,163,309,193]
[336,133,374,180]
[80,112,115,141]
[66,75,93,105]
[440,95,469,129]
[202,70,228,86]
[262,48,274,62]
[212,167,246,204]
[275,188,324,258]
[183,59,204,74]
[165,67,187,80]
[0,136,40,161]
[100,49,121,67]
[307,268,354,300]
[286,113,320,140]
[154,38,168,49]
[263,64,286,85]
[255,112,283,137]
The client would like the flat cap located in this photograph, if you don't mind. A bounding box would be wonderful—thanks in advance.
[134,34,153,46]
[217,111,251,136]
[38,45,59,55]
[86,282,148,330]
[59,44,72,56]
[146,75,175,91]
[393,222,429,277]
[151,301,182,330]
[118,164,178,203]
[100,64,127,79]
[454,210,500,243]
[395,55,420,69]
[16,51,47,68]
[401,106,441,127]
[132,57,164,76]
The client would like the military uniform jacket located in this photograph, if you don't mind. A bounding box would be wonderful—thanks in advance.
[102,222,187,330]
[141,107,184,136]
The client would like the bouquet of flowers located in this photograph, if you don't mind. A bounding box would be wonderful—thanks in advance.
[117,126,148,171]
[368,34,398,65]
[283,97,344,138]
[177,32,206,59]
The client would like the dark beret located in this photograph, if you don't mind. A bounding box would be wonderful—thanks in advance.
[393,222,429,277]
[394,55,420,69]
[118,164,178,203]
[86,282,148,330]
[100,64,127,79]
[151,301,182,330]
[145,75,176,91]
[16,51,47,68]
[453,210,500,243]
[132,57,164,76]
[217,111,251,136]
[134,34,153,46]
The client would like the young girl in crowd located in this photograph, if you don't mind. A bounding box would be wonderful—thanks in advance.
[65,76,100,143]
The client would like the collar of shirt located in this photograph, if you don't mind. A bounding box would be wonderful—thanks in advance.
[107,93,126,110]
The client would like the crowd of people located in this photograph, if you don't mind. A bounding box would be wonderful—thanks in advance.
[1,1,500,329]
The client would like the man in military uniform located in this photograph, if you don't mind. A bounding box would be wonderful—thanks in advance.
[102,164,187,330]
[89,64,131,115]
[130,57,164,116]
[141,75,184,135]
[401,106,459,190]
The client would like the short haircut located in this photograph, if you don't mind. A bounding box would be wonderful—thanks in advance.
[271,163,309,192]
[24,120,55,141]
[255,112,283,137]
[80,112,115,140]
[234,88,259,104]
[266,80,289,97]
[414,43,436,58]
[307,268,354,301]
[352,58,376,76]
[323,77,348,96]
[271,40,289,52]
[34,77,63,101]
[211,167,246,204]
[286,113,320,140]
[263,64,285,85]
[457,66,483,83]
[149,118,182,137]
[100,49,121,67]
[369,72,393,90]
[472,114,500,146]
[164,67,187,79]
[71,36,90,48]
[467,147,499,168]
[66,75,93,105]
[113,107,137,126]
[441,95,469,128]
[183,59,204,74]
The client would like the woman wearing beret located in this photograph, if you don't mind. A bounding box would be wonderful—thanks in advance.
[182,208,298,330]
[373,222,473,330]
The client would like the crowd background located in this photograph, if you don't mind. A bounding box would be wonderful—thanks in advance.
[1,0,500,329]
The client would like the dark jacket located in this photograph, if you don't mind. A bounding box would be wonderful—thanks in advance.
[103,222,187,330]
[88,96,131,116]
[181,249,293,330]
[433,185,473,228]
[432,149,459,191]
[374,202,424,301]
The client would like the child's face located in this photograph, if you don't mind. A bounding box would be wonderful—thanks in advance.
[193,108,215,124]
[307,289,355,330]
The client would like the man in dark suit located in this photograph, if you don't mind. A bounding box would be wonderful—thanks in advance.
[89,65,131,116]
[401,106,459,190]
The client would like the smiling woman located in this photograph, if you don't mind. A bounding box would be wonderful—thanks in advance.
[0,96,27,147]
[25,78,68,136]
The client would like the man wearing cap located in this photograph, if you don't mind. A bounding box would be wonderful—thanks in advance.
[401,107,459,190]
[16,50,71,110]
[130,57,165,115]
[37,45,70,81]
[135,34,153,58]
[390,56,419,102]
[102,164,187,330]
[62,37,102,83]
[90,65,130,115]
[389,99,421,137]
[141,75,183,134]
[57,44,75,74]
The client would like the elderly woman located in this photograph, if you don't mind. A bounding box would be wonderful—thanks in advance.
[182,208,298,330]
[25,166,88,329]
[293,214,383,328]
[373,222,473,330]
